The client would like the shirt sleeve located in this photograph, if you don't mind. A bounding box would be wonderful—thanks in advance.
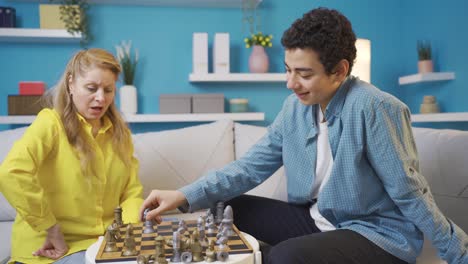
[179,100,287,212]
[365,101,468,264]
[0,109,58,232]
[120,135,144,224]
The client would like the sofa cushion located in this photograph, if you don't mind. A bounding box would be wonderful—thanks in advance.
[412,127,468,232]
[234,123,287,202]
[133,120,235,197]
[413,127,468,198]
[0,126,26,221]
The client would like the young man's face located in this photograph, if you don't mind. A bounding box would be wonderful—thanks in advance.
[69,67,116,128]
[285,48,343,110]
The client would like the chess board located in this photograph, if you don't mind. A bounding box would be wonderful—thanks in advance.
[95,220,253,263]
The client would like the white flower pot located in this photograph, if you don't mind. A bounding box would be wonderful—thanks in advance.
[119,85,137,114]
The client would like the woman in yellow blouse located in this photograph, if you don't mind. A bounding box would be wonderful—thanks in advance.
[0,48,143,263]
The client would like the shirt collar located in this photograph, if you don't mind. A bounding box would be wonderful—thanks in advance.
[76,113,113,135]
[323,75,355,123]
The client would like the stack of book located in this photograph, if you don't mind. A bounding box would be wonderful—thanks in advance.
[8,82,46,115]
[0,6,16,28]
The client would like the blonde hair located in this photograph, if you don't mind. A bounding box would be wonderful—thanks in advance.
[45,48,132,174]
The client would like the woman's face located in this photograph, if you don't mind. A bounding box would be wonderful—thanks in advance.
[69,66,117,128]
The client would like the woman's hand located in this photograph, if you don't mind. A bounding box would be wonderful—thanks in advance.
[33,224,69,260]
[139,190,188,224]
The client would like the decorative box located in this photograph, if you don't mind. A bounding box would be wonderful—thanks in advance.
[229,98,249,113]
[39,4,79,29]
[192,94,225,113]
[159,94,192,114]
[19,81,46,95]
[8,95,45,115]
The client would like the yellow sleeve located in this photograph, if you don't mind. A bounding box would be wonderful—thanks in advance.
[120,134,144,224]
[0,109,59,231]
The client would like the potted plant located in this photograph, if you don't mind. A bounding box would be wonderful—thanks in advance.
[417,40,433,73]
[49,0,91,45]
[115,41,139,114]
[244,32,273,73]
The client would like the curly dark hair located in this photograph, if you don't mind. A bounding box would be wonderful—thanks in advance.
[281,7,357,76]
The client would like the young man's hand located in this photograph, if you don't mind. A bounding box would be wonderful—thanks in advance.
[33,223,69,260]
[139,190,188,224]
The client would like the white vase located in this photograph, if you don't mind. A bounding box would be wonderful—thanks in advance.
[119,85,137,114]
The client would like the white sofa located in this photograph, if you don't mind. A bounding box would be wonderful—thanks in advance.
[1,120,468,264]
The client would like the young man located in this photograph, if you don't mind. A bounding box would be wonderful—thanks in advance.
[140,8,468,264]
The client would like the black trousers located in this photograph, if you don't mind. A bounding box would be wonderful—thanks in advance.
[226,195,409,264]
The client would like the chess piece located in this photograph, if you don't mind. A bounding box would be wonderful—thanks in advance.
[215,201,224,224]
[177,219,188,236]
[206,213,217,234]
[197,215,208,247]
[189,229,203,262]
[216,225,228,241]
[143,209,155,234]
[221,206,234,236]
[217,251,229,262]
[205,240,216,262]
[170,231,182,263]
[154,235,166,259]
[217,235,230,262]
[114,206,123,227]
[197,215,205,230]
[122,224,138,256]
[155,254,168,264]
[104,221,120,252]
[137,255,149,264]
[180,251,193,263]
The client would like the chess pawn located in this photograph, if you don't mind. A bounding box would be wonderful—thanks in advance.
[143,209,155,234]
[205,240,216,262]
[114,206,123,227]
[122,224,138,256]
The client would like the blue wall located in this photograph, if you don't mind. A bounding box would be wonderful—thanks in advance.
[1,0,467,132]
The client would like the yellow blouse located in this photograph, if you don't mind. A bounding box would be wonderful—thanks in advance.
[0,109,143,263]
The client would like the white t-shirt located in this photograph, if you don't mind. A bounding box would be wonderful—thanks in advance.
[309,108,336,231]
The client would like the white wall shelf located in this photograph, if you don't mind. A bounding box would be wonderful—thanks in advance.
[398,72,455,85]
[0,28,81,43]
[6,112,468,124]
[8,0,262,8]
[0,113,264,125]
[189,73,286,82]
[411,112,468,123]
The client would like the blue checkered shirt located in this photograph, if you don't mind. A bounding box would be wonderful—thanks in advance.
[180,76,468,263]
